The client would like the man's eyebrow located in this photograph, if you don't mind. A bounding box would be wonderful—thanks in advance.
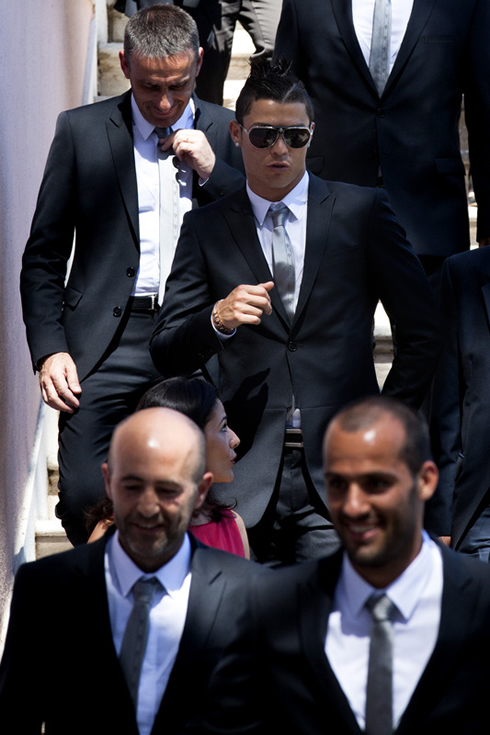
[119,473,144,483]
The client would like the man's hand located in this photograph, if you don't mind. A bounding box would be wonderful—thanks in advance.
[438,536,451,547]
[39,352,82,413]
[216,282,274,331]
[478,236,490,247]
[161,129,216,180]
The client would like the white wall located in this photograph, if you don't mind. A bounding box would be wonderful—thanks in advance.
[0,0,95,640]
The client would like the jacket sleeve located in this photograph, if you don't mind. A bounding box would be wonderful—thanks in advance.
[150,208,230,377]
[465,0,490,242]
[427,258,461,536]
[369,189,445,408]
[20,111,76,369]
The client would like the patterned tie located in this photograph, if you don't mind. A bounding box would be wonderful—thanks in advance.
[369,0,392,96]
[155,126,181,303]
[365,593,397,735]
[119,577,162,709]
[154,126,170,141]
[269,202,296,322]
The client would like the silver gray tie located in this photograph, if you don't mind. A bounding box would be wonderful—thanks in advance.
[119,577,162,709]
[365,593,397,735]
[269,203,295,322]
[369,0,392,96]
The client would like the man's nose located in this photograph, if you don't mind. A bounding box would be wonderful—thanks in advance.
[271,132,289,154]
[158,92,173,112]
[138,487,160,516]
[343,484,369,516]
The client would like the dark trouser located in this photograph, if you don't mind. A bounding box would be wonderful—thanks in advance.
[458,504,490,562]
[248,445,340,567]
[56,309,161,546]
[190,0,282,105]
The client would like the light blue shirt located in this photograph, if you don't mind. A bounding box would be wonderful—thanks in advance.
[105,531,192,735]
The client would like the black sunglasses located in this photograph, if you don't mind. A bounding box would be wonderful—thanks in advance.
[239,124,313,149]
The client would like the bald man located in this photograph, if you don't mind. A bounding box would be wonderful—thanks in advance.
[0,408,262,735]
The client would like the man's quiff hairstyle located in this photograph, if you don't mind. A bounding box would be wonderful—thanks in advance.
[235,57,315,125]
[330,395,433,477]
[124,5,200,64]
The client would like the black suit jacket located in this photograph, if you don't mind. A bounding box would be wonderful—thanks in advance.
[20,91,244,381]
[275,0,490,256]
[429,247,490,545]
[150,176,443,528]
[188,546,490,734]
[0,533,261,734]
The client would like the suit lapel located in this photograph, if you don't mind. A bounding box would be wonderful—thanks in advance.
[332,0,437,99]
[396,546,482,733]
[220,178,335,331]
[480,279,490,329]
[75,532,115,651]
[385,0,437,96]
[153,543,229,731]
[107,92,140,247]
[292,176,334,328]
[76,532,140,729]
[193,94,213,138]
[331,0,376,94]
[222,190,292,327]
[299,554,363,734]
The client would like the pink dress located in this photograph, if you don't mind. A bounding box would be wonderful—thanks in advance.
[189,509,246,557]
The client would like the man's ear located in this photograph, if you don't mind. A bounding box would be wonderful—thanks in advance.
[195,471,213,511]
[102,462,113,500]
[308,121,315,146]
[119,50,130,80]
[195,47,204,77]
[229,119,242,147]
[417,460,439,502]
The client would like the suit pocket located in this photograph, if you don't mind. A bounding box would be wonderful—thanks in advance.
[63,284,83,310]
[435,158,465,176]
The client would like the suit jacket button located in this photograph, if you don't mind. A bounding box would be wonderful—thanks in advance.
[113,306,122,317]
[126,267,136,278]
[288,341,297,352]
[376,107,385,118]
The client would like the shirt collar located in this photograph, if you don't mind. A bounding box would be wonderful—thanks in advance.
[246,170,309,226]
[341,531,438,622]
[130,93,195,141]
[109,529,192,600]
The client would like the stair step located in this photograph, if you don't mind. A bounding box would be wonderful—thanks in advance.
[98,43,130,98]
[35,521,71,559]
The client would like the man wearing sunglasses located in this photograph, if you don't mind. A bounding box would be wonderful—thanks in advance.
[151,58,443,567]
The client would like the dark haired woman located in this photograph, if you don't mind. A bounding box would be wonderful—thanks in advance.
[87,377,249,558]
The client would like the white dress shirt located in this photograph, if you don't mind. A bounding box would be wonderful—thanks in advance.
[130,94,194,297]
[105,531,192,735]
[352,0,415,72]
[325,531,443,730]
